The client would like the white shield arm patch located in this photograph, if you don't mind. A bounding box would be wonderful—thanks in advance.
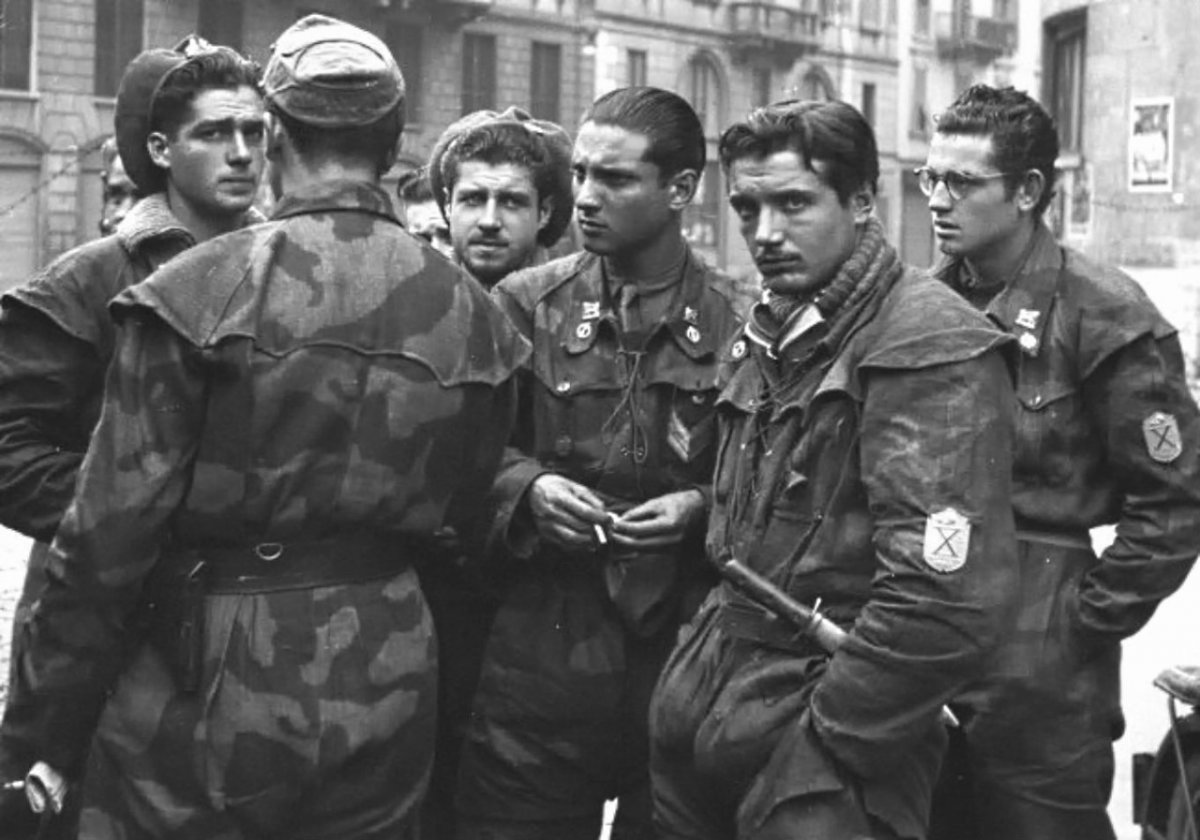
[1143,411,1183,464]
[923,508,971,573]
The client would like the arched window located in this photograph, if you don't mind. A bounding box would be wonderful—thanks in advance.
[799,67,835,101]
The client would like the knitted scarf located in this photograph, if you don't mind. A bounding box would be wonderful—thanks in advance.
[747,216,902,357]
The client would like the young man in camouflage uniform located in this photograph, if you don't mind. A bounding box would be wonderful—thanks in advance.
[418,106,575,840]
[428,105,574,289]
[0,38,264,837]
[924,85,1200,840]
[9,14,525,839]
[454,86,752,840]
[649,99,1019,840]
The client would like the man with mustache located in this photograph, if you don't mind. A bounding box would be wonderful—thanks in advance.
[925,84,1200,840]
[455,86,752,840]
[416,106,577,840]
[649,98,1019,840]
[0,37,265,838]
[427,105,574,288]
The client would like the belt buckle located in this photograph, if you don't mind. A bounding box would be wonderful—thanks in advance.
[254,542,284,562]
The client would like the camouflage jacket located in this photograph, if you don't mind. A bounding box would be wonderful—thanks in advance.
[18,179,527,773]
[488,246,752,557]
[937,223,1200,642]
[711,264,1017,834]
[0,195,208,541]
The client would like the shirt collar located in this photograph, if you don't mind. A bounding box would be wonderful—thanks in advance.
[271,179,401,225]
[980,224,1063,358]
[562,248,718,359]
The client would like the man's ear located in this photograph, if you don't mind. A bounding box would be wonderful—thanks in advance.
[1014,169,1046,215]
[849,185,875,224]
[667,168,700,211]
[264,112,286,162]
[537,195,554,232]
[146,132,170,171]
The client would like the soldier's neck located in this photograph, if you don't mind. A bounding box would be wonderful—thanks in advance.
[165,184,246,244]
[603,228,687,290]
[964,218,1038,291]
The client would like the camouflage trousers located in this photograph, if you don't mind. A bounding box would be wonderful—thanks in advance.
[930,538,1122,840]
[77,568,436,840]
[454,563,681,840]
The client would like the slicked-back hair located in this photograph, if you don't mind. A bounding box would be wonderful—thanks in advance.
[150,48,262,140]
[441,122,554,203]
[272,105,404,178]
[934,84,1059,218]
[718,99,878,205]
[582,86,705,181]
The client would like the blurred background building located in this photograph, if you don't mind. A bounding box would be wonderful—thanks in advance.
[0,0,1193,307]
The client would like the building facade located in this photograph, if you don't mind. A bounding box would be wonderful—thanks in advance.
[1042,0,1198,270]
[0,0,594,292]
[0,0,1049,290]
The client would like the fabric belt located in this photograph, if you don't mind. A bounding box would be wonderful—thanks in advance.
[715,590,828,658]
[165,533,424,595]
[1014,525,1093,551]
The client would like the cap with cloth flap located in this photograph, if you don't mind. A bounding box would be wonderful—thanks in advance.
[264,14,405,129]
[428,106,574,248]
[113,35,222,194]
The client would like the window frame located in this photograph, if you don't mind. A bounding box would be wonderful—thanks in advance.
[95,0,144,99]
[461,32,497,115]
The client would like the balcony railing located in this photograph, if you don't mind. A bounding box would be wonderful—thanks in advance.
[727,1,824,65]
[935,11,1018,63]
[372,0,494,26]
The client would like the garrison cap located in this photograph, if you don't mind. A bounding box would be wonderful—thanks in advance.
[264,14,405,128]
[429,106,574,247]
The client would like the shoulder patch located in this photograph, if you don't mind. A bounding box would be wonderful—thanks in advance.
[1144,411,1183,464]
[923,508,970,573]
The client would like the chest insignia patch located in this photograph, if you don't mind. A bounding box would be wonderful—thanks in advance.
[731,339,748,360]
[1018,332,1039,356]
[923,508,971,573]
[582,301,601,321]
[1143,412,1183,464]
[684,306,699,324]
[1015,308,1041,330]
[668,407,714,463]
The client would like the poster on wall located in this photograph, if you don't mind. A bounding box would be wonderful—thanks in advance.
[1129,97,1174,192]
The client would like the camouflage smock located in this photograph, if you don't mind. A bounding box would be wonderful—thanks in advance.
[651,265,1019,840]
[16,180,527,837]
[930,223,1200,839]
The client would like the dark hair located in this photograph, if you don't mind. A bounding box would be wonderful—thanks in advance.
[397,167,436,204]
[441,122,557,200]
[583,86,705,180]
[933,84,1059,218]
[718,99,878,204]
[273,105,404,177]
[150,47,261,139]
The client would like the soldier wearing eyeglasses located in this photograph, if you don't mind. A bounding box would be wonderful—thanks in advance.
[924,84,1200,840]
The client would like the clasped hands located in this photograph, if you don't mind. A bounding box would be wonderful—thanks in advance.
[527,473,704,554]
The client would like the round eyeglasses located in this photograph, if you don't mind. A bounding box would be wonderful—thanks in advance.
[914,166,1010,200]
